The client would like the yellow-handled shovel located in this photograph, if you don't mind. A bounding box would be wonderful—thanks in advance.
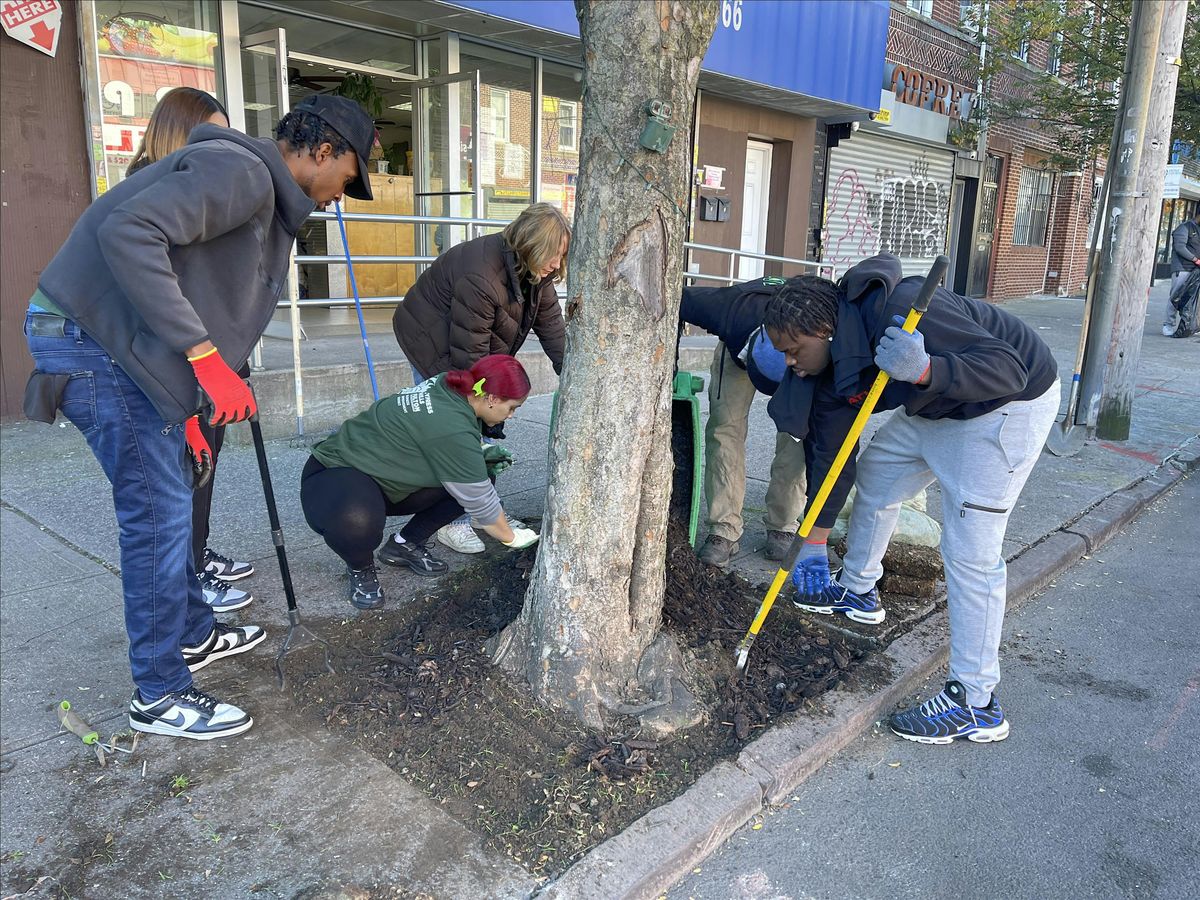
[734,255,949,672]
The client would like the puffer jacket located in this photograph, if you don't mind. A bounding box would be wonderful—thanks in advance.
[392,232,566,377]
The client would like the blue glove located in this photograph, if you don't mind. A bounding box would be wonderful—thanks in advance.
[790,540,831,601]
[875,315,931,383]
[749,326,788,384]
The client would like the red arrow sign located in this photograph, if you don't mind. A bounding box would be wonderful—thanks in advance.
[0,0,62,57]
[28,17,53,50]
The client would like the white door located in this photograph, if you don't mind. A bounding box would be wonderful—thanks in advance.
[738,140,773,280]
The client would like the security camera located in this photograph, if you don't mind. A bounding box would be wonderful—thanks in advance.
[868,111,877,121]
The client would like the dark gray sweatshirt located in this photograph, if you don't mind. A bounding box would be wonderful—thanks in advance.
[37,125,315,424]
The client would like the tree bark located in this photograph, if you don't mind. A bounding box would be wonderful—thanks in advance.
[491,0,717,730]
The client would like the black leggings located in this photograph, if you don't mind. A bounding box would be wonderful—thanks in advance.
[300,456,464,569]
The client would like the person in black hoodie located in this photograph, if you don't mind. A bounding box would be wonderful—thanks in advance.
[23,95,376,742]
[756,253,1059,746]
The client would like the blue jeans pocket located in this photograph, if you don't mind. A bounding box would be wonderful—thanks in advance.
[58,371,99,437]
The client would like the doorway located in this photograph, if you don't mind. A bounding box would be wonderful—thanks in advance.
[738,140,773,280]
[968,154,1002,297]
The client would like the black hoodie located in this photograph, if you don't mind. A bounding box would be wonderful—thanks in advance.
[680,255,1057,529]
[798,253,1058,528]
[37,125,316,424]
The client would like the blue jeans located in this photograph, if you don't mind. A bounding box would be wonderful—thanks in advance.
[24,312,213,701]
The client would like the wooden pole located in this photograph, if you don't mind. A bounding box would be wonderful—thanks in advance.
[1078,0,1189,440]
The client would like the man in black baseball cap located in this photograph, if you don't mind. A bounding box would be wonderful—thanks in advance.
[278,93,377,203]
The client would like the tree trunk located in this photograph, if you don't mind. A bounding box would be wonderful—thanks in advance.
[491,0,717,730]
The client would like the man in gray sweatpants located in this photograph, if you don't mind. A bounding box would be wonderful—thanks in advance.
[760,254,1059,746]
[1165,210,1200,336]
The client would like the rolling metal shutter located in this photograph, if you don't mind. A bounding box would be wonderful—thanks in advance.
[823,131,955,278]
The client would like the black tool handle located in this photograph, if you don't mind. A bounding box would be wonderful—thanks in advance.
[912,255,950,313]
[248,411,299,614]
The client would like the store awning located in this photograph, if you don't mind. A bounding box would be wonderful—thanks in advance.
[417,0,890,117]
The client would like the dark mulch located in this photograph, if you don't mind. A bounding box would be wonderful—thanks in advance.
[271,408,869,877]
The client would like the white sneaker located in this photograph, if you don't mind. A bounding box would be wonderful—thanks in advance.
[436,521,485,554]
[1163,323,1177,337]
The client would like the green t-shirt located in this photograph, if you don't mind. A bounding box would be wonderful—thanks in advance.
[312,375,487,502]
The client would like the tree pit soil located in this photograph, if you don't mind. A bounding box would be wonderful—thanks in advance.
[269,525,886,879]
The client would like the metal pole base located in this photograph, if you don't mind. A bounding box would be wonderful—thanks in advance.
[274,609,335,690]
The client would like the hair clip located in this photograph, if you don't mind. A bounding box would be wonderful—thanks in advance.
[472,378,486,396]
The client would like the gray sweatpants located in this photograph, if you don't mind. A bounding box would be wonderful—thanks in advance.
[1166,271,1191,328]
[841,379,1060,707]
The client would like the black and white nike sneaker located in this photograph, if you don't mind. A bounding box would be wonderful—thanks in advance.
[200,571,253,613]
[202,548,254,582]
[181,622,266,673]
[129,686,253,740]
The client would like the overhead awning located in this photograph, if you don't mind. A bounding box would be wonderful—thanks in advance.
[404,0,890,118]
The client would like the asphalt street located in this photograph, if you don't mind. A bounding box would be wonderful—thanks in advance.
[670,472,1200,900]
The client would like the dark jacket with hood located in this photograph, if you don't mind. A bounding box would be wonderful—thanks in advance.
[36,125,315,424]
[1170,217,1200,274]
[392,232,566,377]
[681,255,1057,528]
[681,276,790,397]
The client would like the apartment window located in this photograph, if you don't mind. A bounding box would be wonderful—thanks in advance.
[959,1,981,34]
[1047,33,1063,75]
[558,100,579,151]
[1013,168,1055,246]
[1016,38,1030,62]
[489,88,511,142]
[907,0,934,16]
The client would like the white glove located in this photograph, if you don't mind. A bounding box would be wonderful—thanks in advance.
[502,526,540,549]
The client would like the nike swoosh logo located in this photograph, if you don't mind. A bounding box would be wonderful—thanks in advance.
[159,712,186,727]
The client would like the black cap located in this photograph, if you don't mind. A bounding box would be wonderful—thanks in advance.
[292,94,376,201]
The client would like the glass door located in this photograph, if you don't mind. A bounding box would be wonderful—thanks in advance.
[412,70,481,259]
[241,29,289,138]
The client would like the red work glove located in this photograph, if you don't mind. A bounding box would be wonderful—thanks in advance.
[188,348,256,425]
[184,415,213,490]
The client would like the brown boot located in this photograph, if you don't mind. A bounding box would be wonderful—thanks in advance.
[763,530,795,561]
[698,534,740,567]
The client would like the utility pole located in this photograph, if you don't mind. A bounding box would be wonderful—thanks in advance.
[1078,0,1189,440]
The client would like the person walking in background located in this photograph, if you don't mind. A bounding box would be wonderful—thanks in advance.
[680,276,807,568]
[391,202,569,555]
[1164,209,1200,336]
[126,87,257,616]
[24,94,377,740]
[301,355,539,610]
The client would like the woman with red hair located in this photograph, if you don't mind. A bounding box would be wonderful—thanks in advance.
[300,354,539,609]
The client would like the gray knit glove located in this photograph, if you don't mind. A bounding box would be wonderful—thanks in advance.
[875,315,931,383]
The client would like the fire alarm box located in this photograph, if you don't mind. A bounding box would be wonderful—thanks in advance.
[700,196,730,222]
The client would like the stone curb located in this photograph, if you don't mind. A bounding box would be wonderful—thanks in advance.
[536,442,1197,900]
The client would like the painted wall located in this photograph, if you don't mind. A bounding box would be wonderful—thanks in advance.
[0,11,91,419]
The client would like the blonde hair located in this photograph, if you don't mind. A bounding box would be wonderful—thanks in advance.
[502,202,572,285]
[128,88,227,171]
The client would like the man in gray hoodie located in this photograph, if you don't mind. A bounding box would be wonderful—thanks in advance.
[23,95,375,741]
[1164,209,1200,336]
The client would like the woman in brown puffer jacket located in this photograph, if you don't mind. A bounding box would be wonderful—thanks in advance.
[392,202,570,380]
[391,202,570,554]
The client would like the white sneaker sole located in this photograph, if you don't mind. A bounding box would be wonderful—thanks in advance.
[891,720,1010,745]
[184,629,267,672]
[129,716,253,740]
[206,566,254,582]
[206,594,253,613]
[793,601,886,625]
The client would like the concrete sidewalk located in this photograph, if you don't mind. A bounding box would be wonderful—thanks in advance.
[1,282,1197,897]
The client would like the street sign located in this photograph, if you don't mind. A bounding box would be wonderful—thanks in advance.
[0,0,61,57]
[1163,164,1183,200]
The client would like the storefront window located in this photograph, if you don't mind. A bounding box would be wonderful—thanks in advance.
[460,42,534,222]
[540,61,582,221]
[91,1,221,192]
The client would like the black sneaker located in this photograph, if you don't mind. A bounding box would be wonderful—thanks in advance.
[378,537,449,577]
[889,680,1010,745]
[200,571,253,613]
[181,622,266,672]
[347,564,385,609]
[203,548,254,582]
[129,686,253,740]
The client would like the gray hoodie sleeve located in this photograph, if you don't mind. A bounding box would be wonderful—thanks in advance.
[1173,221,1200,264]
[443,480,503,526]
[96,147,274,352]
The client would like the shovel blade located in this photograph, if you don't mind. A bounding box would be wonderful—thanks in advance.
[1045,423,1086,457]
